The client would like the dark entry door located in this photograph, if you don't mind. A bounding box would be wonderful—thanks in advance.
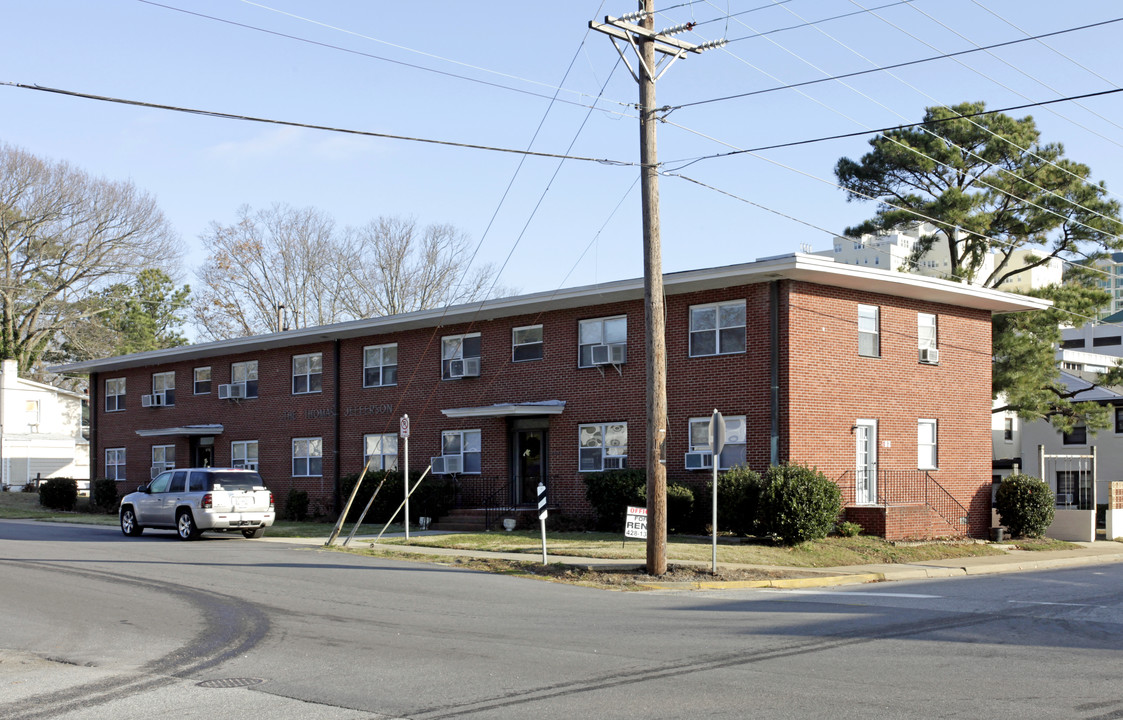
[514,430,546,505]
[191,437,215,468]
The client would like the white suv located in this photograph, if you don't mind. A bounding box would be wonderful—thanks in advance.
[119,468,275,541]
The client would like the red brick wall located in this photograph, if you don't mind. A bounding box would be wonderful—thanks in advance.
[782,281,994,538]
[94,278,995,537]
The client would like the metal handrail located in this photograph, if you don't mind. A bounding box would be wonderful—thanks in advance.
[836,469,968,535]
[451,475,559,531]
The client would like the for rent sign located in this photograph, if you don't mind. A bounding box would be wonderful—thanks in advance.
[625,506,647,539]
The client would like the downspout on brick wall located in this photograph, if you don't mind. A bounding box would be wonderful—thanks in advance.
[770,280,780,466]
[332,340,342,513]
[90,372,98,484]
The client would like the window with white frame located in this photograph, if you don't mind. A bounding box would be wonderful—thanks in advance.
[292,437,323,477]
[106,378,126,412]
[292,353,323,394]
[363,433,399,471]
[918,419,938,470]
[578,422,628,472]
[194,367,211,394]
[106,448,126,480]
[688,416,746,469]
[858,304,880,357]
[578,316,627,368]
[152,445,175,474]
[231,440,258,470]
[1004,417,1014,442]
[437,429,481,474]
[512,325,544,362]
[232,361,259,398]
[24,400,39,433]
[442,333,481,380]
[363,344,398,387]
[918,312,938,363]
[152,371,175,406]
[689,301,746,357]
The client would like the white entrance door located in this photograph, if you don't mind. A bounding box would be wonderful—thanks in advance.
[855,419,878,505]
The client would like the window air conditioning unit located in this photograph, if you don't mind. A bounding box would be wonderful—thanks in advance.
[603,455,626,470]
[150,465,164,480]
[684,451,713,470]
[141,392,165,408]
[449,356,480,378]
[919,347,939,364]
[431,455,463,475]
[591,344,612,365]
[608,343,627,364]
[218,382,246,400]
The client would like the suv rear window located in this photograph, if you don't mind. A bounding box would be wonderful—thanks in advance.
[209,471,265,490]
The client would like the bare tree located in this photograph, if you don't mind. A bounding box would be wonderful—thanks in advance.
[193,205,502,339]
[0,143,181,371]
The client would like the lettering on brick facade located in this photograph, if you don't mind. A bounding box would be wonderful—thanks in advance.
[343,403,394,417]
[280,411,296,421]
[305,407,339,420]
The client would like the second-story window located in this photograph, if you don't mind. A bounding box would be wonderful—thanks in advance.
[689,300,746,357]
[363,344,398,387]
[194,367,211,394]
[231,361,259,398]
[442,333,481,380]
[578,316,627,368]
[918,312,938,364]
[858,304,880,358]
[152,371,175,406]
[106,378,126,412]
[512,325,544,362]
[293,353,323,394]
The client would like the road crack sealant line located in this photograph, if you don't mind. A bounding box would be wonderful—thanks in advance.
[410,612,1001,718]
[0,559,271,720]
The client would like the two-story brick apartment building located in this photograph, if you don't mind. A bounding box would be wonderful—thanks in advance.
[54,254,1047,539]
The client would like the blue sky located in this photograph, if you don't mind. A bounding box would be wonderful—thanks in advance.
[2,0,1122,318]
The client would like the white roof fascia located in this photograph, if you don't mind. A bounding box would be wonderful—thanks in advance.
[50,254,1050,375]
[135,424,225,437]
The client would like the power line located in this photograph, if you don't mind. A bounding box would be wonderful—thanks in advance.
[664,87,1123,168]
[672,15,1123,110]
[136,0,636,117]
[724,0,917,43]
[0,82,636,167]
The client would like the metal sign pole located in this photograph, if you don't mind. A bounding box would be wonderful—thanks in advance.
[401,415,410,542]
[709,409,725,574]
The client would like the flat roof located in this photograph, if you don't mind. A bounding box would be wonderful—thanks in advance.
[51,253,1050,375]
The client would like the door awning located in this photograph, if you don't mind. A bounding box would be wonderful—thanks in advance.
[135,424,224,437]
[440,401,565,419]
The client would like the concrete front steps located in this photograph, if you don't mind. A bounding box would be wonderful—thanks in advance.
[429,508,539,532]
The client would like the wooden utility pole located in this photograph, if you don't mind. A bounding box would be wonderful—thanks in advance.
[590,3,724,576]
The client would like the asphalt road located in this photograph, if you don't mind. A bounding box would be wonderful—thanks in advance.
[3,520,1123,719]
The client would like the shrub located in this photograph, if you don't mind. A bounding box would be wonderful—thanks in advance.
[836,520,862,537]
[39,478,78,511]
[92,478,119,513]
[583,469,646,531]
[756,463,841,545]
[718,465,764,536]
[338,471,457,524]
[995,473,1055,538]
[284,488,310,521]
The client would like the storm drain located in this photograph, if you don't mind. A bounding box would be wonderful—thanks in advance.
[197,677,266,689]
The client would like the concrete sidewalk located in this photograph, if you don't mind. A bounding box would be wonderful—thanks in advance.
[269,533,1123,590]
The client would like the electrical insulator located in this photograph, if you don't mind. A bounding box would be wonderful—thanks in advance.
[619,11,649,22]
[660,22,696,36]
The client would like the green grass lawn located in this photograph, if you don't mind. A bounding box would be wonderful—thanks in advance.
[374,530,1023,568]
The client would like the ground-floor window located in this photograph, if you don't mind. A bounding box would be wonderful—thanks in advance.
[293,437,323,477]
[232,440,259,470]
[687,415,746,469]
[106,448,126,481]
[578,422,627,471]
[364,433,399,471]
[435,430,481,474]
[151,445,175,478]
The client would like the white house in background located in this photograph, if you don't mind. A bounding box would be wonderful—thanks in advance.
[0,359,89,491]
[1094,252,1123,318]
[816,222,1064,289]
[1061,320,1123,358]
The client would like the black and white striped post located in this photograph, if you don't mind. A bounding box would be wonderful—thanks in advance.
[537,481,548,565]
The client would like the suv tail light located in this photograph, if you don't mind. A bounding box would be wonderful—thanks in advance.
[201,493,213,509]
[269,492,275,510]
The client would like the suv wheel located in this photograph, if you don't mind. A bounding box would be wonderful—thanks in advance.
[176,510,200,541]
[242,527,266,539]
[120,507,144,537]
